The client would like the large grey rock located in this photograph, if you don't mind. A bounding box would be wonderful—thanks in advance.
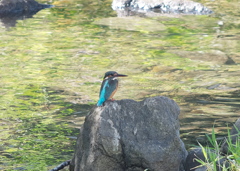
[70,96,187,171]
[112,0,213,15]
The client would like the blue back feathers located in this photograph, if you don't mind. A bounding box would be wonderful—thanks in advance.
[97,79,109,106]
[97,77,118,106]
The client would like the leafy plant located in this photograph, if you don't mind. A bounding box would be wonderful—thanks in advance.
[194,127,240,171]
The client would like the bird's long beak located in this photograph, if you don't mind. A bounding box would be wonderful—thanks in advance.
[116,74,128,77]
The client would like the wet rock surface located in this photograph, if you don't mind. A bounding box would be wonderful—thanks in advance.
[221,117,240,155]
[0,0,52,28]
[184,148,207,171]
[70,96,187,171]
[0,0,52,16]
[112,0,213,15]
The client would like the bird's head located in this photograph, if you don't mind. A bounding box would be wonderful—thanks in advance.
[103,71,128,79]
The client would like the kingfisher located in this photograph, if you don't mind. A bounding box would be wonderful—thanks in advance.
[97,71,127,107]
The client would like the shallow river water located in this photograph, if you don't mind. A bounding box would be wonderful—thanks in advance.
[0,0,239,170]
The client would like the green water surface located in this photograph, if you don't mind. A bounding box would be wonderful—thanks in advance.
[0,0,239,170]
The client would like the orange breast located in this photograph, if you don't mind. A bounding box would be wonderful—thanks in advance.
[109,81,118,99]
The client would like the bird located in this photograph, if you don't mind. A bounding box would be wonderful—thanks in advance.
[97,71,127,106]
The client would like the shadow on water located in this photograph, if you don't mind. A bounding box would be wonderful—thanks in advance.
[179,90,240,149]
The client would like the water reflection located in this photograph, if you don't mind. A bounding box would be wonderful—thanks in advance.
[0,13,38,28]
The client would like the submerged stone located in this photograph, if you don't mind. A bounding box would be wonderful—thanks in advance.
[94,17,167,32]
[169,50,236,65]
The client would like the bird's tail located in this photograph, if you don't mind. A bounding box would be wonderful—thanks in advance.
[97,99,104,106]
